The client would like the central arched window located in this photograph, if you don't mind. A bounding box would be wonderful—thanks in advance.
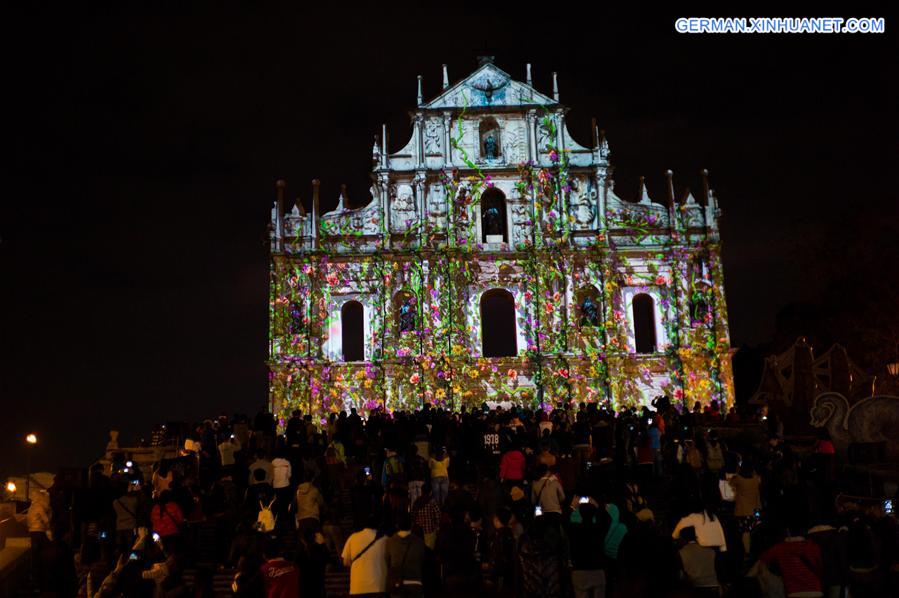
[480,289,517,357]
[481,188,508,243]
[632,293,657,354]
[341,300,364,362]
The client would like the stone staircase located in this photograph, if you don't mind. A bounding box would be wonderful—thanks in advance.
[18,478,360,597]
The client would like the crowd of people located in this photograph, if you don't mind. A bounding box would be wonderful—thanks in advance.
[24,397,899,597]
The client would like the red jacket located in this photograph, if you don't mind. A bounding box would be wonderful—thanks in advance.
[150,501,184,537]
[260,558,299,598]
[500,450,526,481]
[761,538,822,596]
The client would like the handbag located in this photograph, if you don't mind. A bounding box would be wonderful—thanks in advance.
[160,502,189,535]
[386,540,411,592]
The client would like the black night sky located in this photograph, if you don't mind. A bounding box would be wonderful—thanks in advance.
[2,4,896,479]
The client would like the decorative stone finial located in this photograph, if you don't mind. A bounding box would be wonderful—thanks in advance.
[442,64,449,89]
[637,176,654,205]
[416,75,423,105]
[683,188,698,206]
[311,179,320,249]
[275,180,286,218]
[700,168,711,204]
[552,72,559,101]
[665,169,675,206]
[526,63,532,86]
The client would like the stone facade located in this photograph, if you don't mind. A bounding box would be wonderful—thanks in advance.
[268,60,734,421]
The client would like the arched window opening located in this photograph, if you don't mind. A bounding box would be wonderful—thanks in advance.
[341,300,364,362]
[480,289,517,357]
[481,188,508,243]
[690,293,709,327]
[576,286,601,328]
[690,255,712,327]
[289,300,304,335]
[394,291,417,334]
[632,293,657,354]
[479,118,501,161]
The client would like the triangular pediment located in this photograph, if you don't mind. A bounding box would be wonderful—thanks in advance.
[423,63,557,110]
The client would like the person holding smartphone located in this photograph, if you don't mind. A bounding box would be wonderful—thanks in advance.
[531,464,565,524]
[730,461,762,554]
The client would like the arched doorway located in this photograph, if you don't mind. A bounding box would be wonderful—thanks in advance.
[632,293,657,354]
[480,289,517,357]
[341,300,364,361]
[481,188,508,243]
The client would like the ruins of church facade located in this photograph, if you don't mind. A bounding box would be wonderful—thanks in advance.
[268,59,734,420]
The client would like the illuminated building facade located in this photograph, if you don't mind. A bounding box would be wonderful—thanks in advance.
[267,58,734,420]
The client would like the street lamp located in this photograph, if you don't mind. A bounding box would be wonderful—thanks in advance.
[25,433,37,500]
[888,362,899,377]
[5,481,16,496]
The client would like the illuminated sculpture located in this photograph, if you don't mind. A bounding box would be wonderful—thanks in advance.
[268,59,734,421]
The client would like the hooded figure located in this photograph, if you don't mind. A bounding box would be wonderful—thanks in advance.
[603,503,628,560]
[295,479,325,525]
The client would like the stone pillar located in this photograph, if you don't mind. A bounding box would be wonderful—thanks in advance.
[442,111,452,167]
[413,113,424,169]
[414,172,426,247]
[275,180,285,252]
[311,179,320,250]
[526,110,538,162]
[380,173,391,249]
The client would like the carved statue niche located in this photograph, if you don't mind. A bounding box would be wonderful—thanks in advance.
[576,286,602,327]
[396,293,417,334]
[510,202,531,247]
[479,117,502,161]
[391,184,416,230]
[571,180,596,227]
[424,120,442,154]
[288,300,305,335]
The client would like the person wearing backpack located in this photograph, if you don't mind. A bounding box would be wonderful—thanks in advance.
[382,448,406,489]
[684,439,704,473]
[385,512,426,597]
[341,514,388,596]
[256,496,278,534]
[705,432,725,474]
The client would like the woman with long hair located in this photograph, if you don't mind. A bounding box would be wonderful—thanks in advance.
[671,498,728,553]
